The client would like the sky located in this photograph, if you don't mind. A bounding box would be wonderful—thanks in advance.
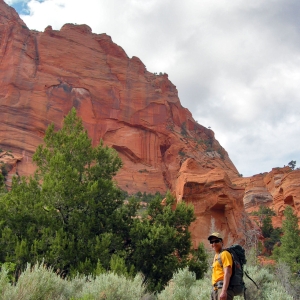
[4,0,300,177]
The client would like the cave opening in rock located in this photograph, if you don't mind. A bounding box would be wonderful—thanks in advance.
[160,144,170,157]
[210,203,227,231]
[284,195,294,207]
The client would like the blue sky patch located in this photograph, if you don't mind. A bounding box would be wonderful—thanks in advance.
[10,0,45,16]
[10,1,30,15]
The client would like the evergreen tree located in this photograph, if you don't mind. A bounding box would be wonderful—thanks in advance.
[0,175,45,278]
[0,108,130,276]
[0,172,5,194]
[264,227,281,252]
[251,205,275,229]
[288,160,296,170]
[274,206,300,272]
[261,215,273,238]
[0,108,208,291]
[129,192,208,291]
[251,205,280,249]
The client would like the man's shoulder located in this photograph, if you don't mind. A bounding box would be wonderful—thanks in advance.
[221,249,231,257]
[216,249,232,261]
[220,249,233,266]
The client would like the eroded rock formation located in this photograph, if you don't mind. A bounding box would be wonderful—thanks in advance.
[0,0,239,197]
[234,167,300,227]
[0,0,249,245]
[2,1,299,246]
[175,158,245,246]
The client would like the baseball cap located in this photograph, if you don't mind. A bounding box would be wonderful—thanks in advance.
[208,232,223,241]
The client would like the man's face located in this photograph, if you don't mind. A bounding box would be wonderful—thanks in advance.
[210,238,222,252]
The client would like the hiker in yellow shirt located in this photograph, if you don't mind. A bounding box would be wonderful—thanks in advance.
[208,232,235,300]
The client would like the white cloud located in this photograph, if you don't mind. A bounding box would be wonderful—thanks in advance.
[4,0,300,176]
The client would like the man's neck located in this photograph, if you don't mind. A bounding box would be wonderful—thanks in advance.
[215,248,223,254]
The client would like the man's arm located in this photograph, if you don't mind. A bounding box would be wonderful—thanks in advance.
[219,265,232,300]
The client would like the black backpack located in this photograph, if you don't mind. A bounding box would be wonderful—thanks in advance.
[217,244,258,298]
[216,244,245,296]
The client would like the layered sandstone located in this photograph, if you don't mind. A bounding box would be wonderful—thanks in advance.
[234,167,300,227]
[175,158,245,246]
[1,1,299,246]
[0,0,239,197]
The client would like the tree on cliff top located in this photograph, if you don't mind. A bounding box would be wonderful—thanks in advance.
[0,108,208,291]
[288,160,296,170]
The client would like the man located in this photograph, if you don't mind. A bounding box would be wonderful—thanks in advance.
[208,232,235,300]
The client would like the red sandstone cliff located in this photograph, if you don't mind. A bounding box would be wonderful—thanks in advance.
[0,0,248,244]
[233,167,300,227]
[175,158,245,246]
[3,1,299,246]
[0,0,239,193]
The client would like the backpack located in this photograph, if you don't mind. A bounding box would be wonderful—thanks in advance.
[216,244,246,296]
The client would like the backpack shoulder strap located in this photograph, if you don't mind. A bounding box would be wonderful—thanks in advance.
[216,249,233,268]
[217,253,222,267]
[216,249,227,268]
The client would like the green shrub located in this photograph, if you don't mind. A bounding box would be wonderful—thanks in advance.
[0,173,5,191]
[178,150,186,157]
[0,266,10,296]
[157,268,211,300]
[0,261,296,300]
[0,164,8,177]
[233,264,294,300]
[75,272,145,300]
[1,262,85,299]
[242,265,272,299]
[132,191,163,203]
[274,262,300,299]
[217,147,225,159]
[110,254,130,277]
[180,122,188,136]
[263,281,293,300]
[0,262,16,284]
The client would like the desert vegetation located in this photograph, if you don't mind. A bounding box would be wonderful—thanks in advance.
[0,108,299,299]
[0,257,298,299]
[0,108,207,294]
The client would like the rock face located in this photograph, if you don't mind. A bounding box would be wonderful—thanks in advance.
[0,0,248,245]
[0,0,239,193]
[234,167,300,227]
[175,158,245,246]
[1,1,299,245]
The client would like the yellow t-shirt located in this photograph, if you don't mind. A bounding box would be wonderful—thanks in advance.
[212,250,233,285]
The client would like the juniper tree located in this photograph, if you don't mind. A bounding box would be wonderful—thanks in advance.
[0,108,132,276]
[273,205,300,272]
[0,172,5,194]
[288,160,296,170]
[129,192,208,291]
[0,108,208,289]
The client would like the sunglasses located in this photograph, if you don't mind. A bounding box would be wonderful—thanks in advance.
[210,239,221,244]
